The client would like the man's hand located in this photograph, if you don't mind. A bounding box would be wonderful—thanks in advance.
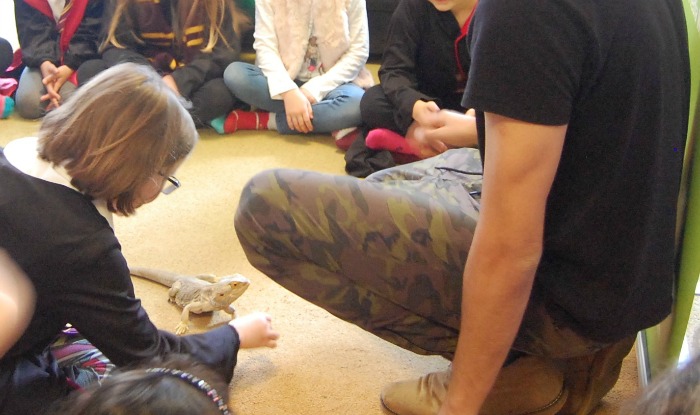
[282,88,314,133]
[406,109,478,158]
[405,100,445,157]
[422,109,477,147]
[0,249,35,358]
[406,123,447,159]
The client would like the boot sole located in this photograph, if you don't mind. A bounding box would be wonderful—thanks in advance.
[379,385,568,415]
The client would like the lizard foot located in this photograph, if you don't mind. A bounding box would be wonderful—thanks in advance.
[174,322,190,335]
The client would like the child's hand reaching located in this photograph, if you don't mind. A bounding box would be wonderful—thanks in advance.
[229,312,280,349]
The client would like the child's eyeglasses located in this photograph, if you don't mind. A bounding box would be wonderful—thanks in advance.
[161,175,181,195]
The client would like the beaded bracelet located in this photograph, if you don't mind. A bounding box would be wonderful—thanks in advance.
[146,368,231,415]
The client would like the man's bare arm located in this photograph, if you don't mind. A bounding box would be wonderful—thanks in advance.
[439,113,567,415]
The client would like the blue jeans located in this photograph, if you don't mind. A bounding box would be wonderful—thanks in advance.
[223,62,364,135]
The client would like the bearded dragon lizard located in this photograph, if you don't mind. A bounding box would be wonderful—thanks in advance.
[129,266,250,335]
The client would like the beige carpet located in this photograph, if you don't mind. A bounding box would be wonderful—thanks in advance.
[1,116,640,414]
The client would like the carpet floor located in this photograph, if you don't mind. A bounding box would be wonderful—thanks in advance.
[1,115,641,415]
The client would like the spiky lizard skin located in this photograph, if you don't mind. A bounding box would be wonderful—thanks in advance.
[129,266,250,335]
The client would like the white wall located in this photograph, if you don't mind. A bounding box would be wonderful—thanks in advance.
[0,1,19,50]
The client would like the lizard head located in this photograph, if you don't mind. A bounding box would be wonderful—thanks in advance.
[208,274,251,306]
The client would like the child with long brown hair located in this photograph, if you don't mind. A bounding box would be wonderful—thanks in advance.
[78,0,249,127]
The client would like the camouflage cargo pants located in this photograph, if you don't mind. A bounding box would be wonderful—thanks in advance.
[235,148,609,360]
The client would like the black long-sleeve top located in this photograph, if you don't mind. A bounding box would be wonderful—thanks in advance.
[379,0,471,131]
[0,149,240,415]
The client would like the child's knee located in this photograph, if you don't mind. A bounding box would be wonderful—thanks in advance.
[223,61,252,91]
[15,93,44,120]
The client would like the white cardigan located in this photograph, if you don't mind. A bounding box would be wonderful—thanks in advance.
[253,0,374,102]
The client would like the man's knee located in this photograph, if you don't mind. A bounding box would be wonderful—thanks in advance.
[234,169,289,249]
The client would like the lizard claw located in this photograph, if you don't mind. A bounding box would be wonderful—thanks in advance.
[175,322,190,335]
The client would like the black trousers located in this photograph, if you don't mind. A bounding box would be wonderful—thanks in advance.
[76,50,237,126]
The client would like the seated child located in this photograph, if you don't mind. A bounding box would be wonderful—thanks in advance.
[353,0,478,168]
[77,0,249,127]
[215,0,373,139]
[14,0,103,119]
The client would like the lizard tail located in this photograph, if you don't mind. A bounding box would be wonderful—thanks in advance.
[129,266,181,288]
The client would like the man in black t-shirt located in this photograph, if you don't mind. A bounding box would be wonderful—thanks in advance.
[234,0,690,413]
[379,0,690,414]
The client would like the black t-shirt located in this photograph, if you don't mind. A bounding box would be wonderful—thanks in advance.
[462,0,690,342]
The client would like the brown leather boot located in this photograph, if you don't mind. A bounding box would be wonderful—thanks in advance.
[380,355,568,415]
[557,335,636,415]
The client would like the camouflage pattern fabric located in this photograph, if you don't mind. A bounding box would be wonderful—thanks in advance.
[236,149,481,358]
[235,148,606,359]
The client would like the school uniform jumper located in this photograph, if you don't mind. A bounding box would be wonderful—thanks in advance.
[14,0,103,119]
[0,146,240,415]
[361,0,472,135]
[94,0,242,125]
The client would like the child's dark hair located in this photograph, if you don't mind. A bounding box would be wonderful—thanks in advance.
[50,354,231,415]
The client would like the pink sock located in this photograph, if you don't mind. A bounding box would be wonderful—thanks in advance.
[223,110,270,133]
[365,128,418,155]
